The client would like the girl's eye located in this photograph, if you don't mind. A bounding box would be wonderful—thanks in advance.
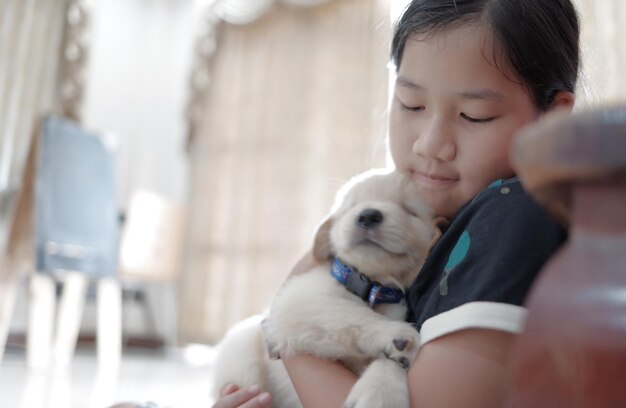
[400,102,424,112]
[461,112,497,124]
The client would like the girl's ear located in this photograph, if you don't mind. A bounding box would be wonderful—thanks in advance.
[312,218,333,261]
[548,91,575,113]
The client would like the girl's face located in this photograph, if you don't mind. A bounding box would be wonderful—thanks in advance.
[389,23,539,219]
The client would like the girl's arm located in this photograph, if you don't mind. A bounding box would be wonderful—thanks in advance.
[283,328,515,408]
[280,252,359,408]
[282,355,357,408]
[408,328,515,407]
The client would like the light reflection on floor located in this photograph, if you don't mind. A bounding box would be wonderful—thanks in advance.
[0,346,216,408]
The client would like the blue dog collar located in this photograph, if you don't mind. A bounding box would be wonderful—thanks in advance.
[331,258,404,307]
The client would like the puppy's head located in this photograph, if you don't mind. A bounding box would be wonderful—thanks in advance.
[313,169,434,288]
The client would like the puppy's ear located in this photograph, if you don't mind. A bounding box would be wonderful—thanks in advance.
[312,218,333,261]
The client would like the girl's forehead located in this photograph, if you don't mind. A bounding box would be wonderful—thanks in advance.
[410,21,491,46]
[397,24,521,97]
[404,23,502,69]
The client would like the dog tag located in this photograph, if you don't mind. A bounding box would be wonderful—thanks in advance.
[346,271,372,301]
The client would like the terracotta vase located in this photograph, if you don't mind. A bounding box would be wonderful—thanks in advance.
[508,106,626,407]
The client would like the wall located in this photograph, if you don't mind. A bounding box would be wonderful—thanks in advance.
[83,0,196,206]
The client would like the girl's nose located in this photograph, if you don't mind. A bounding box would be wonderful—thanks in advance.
[412,117,456,162]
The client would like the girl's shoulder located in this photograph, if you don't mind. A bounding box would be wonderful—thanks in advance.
[437,177,563,246]
[457,177,546,226]
[427,177,566,283]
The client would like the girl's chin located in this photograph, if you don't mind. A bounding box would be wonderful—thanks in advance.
[422,196,461,219]
[425,187,480,217]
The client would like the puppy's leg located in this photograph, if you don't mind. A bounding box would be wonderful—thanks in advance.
[269,271,420,365]
[211,315,266,399]
[357,319,421,369]
[344,358,410,408]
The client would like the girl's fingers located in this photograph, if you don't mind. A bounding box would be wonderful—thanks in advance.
[212,385,272,408]
[220,383,240,396]
[239,391,272,408]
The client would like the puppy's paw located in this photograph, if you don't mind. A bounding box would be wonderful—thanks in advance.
[380,322,420,369]
[344,359,409,408]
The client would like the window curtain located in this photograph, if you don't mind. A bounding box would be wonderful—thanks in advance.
[179,0,626,344]
[574,0,626,106]
[0,0,69,363]
[180,0,391,344]
[0,0,67,256]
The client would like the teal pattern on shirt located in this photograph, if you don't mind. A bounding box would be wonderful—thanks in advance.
[488,179,504,188]
[438,180,499,295]
[439,230,471,296]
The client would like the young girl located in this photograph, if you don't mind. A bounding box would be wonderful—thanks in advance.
[213,0,580,406]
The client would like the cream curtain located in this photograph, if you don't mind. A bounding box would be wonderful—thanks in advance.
[0,0,68,362]
[180,0,626,344]
[574,0,626,107]
[180,0,391,344]
[0,0,67,255]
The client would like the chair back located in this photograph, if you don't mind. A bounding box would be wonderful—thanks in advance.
[35,116,118,278]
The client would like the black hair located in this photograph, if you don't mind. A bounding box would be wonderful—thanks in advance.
[391,0,580,110]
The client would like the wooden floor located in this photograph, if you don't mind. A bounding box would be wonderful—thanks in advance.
[0,346,216,408]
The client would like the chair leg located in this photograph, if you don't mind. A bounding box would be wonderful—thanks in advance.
[140,287,159,339]
[27,273,56,368]
[0,274,20,365]
[97,277,122,368]
[53,271,88,367]
[164,283,179,347]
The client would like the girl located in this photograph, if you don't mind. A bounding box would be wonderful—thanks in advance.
[214,0,580,406]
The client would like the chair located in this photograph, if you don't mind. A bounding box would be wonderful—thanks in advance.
[27,115,121,368]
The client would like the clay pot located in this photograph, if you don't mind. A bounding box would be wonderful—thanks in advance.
[508,106,626,407]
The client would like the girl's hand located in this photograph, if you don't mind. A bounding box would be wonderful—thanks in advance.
[212,383,272,408]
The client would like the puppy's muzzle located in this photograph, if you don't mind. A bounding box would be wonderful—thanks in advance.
[357,208,383,229]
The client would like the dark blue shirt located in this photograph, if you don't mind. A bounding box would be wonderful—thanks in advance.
[407,178,566,330]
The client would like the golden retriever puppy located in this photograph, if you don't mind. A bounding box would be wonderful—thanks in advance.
[211,169,434,408]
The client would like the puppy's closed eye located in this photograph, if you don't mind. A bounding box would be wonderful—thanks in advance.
[402,205,419,218]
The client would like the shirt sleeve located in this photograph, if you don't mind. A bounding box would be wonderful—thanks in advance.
[408,182,566,344]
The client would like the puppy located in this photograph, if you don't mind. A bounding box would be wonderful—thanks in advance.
[211,169,434,408]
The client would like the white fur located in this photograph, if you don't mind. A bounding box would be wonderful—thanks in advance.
[211,169,434,408]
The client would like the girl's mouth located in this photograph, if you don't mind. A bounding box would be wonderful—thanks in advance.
[411,171,458,189]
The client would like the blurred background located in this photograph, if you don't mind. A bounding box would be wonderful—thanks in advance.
[0,0,625,407]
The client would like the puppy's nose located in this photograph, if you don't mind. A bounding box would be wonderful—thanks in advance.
[357,209,383,229]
